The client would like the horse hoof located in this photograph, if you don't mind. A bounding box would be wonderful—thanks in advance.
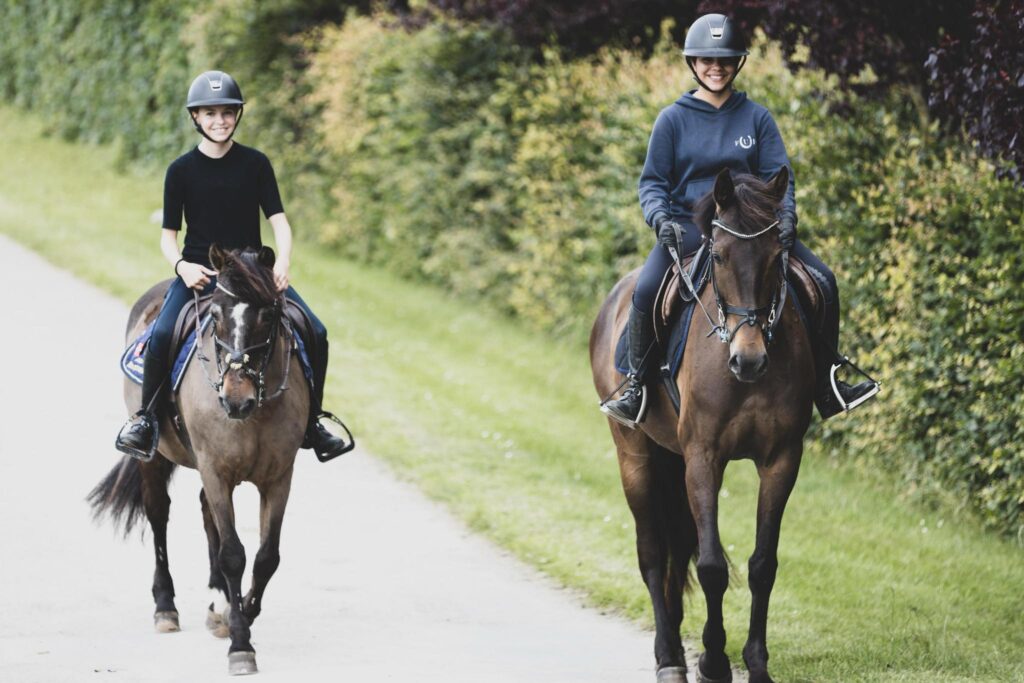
[228,651,258,676]
[656,665,688,683]
[153,611,180,633]
[206,605,230,639]
[695,666,732,683]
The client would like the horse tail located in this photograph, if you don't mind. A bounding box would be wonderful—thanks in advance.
[87,456,176,537]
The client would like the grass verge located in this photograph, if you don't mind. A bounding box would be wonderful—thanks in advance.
[2,106,1021,682]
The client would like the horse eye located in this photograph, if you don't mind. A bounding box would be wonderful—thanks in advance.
[712,252,724,265]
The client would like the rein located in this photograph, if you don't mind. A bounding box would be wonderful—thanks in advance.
[192,283,293,408]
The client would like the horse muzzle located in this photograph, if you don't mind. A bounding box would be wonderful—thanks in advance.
[220,395,257,420]
[729,350,768,383]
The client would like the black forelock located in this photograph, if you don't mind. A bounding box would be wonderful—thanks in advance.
[217,248,279,307]
[697,172,780,238]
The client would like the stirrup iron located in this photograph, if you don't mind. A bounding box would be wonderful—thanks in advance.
[829,357,881,412]
[312,412,356,462]
[114,410,160,462]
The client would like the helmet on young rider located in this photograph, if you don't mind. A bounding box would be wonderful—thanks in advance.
[186,70,245,141]
[682,14,748,92]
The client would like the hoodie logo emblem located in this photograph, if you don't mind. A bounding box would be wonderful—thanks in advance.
[735,135,756,149]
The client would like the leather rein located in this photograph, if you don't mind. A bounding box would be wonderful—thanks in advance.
[193,283,293,407]
[668,218,789,345]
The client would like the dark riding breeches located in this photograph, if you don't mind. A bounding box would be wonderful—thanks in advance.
[139,278,330,416]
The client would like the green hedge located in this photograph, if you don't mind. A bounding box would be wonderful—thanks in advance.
[2,6,1021,536]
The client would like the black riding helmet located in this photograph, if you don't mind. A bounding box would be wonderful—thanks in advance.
[683,14,749,92]
[186,70,245,141]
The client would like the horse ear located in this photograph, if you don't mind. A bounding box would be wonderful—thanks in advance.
[767,166,790,202]
[209,244,226,271]
[257,246,276,269]
[713,168,735,208]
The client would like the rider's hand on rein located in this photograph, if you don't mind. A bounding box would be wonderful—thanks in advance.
[177,261,218,290]
[778,214,797,251]
[655,215,686,254]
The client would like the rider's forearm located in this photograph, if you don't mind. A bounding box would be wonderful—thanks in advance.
[160,229,182,271]
[268,213,293,266]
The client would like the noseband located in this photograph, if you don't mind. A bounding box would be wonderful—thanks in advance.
[194,282,292,408]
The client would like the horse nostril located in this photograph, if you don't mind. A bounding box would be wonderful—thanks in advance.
[240,398,256,415]
[729,354,741,373]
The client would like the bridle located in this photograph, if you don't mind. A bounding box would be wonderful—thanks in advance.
[193,282,292,408]
[669,217,789,345]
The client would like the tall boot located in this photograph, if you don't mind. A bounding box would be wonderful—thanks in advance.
[601,304,655,429]
[812,301,879,419]
[299,335,352,461]
[114,350,164,461]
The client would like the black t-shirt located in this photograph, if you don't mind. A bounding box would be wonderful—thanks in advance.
[163,143,285,267]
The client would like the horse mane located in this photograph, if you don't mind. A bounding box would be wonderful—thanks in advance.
[218,248,279,307]
[694,172,780,238]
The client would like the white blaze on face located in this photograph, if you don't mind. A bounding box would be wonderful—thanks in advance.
[231,303,249,354]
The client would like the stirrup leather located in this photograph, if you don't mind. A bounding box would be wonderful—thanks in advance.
[829,357,881,412]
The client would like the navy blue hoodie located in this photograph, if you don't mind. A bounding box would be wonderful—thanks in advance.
[638,90,796,229]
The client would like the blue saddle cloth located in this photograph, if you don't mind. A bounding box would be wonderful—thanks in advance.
[120,317,313,392]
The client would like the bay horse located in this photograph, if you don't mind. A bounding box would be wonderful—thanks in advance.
[90,245,310,675]
[590,168,814,683]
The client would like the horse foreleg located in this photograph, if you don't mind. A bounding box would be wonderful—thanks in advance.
[200,474,256,675]
[242,469,294,624]
[141,457,179,633]
[742,448,801,683]
[684,452,732,683]
[200,488,230,638]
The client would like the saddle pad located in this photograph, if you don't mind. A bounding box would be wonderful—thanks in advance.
[119,318,313,392]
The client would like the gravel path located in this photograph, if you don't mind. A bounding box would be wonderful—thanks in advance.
[0,235,672,682]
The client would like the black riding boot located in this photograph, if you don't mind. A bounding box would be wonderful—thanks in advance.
[601,304,655,429]
[300,342,352,461]
[813,300,879,419]
[115,351,164,461]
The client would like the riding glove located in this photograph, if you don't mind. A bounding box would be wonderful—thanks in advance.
[654,215,686,254]
[778,214,797,251]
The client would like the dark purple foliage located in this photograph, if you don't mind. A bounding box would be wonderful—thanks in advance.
[427,0,697,54]
[926,1,1024,183]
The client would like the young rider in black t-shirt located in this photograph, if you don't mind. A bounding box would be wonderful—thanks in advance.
[115,70,349,461]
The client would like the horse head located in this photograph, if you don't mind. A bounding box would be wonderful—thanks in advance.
[208,244,282,419]
[695,167,789,383]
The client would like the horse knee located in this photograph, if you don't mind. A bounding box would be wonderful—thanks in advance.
[747,552,778,593]
[219,538,246,579]
[696,558,729,595]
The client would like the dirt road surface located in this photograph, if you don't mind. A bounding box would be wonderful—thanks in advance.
[0,235,672,682]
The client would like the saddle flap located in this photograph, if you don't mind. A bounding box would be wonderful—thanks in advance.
[787,255,824,332]
[169,293,213,368]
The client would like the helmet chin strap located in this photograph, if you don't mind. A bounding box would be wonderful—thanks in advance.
[687,56,746,94]
[189,106,244,142]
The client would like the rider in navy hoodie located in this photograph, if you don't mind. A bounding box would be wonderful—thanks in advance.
[601,14,879,428]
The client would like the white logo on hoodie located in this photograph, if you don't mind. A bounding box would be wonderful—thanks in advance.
[735,135,756,149]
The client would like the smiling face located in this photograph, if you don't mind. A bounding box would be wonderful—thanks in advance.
[191,105,238,143]
[693,56,739,92]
